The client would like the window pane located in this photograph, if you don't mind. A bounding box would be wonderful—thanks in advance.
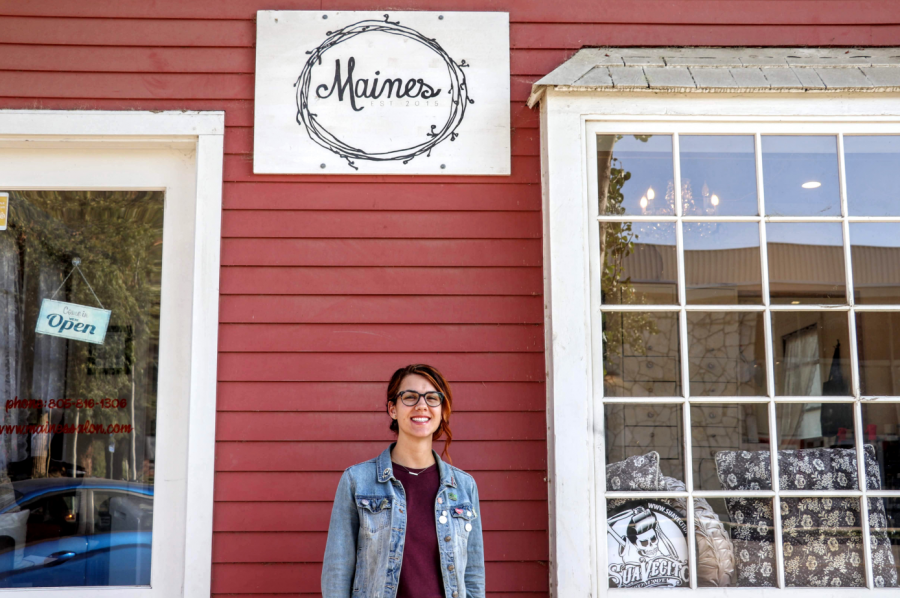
[692,403,770,490]
[605,411,689,587]
[687,312,767,396]
[602,312,681,397]
[845,135,900,216]
[777,422,859,493]
[761,136,841,216]
[869,497,900,588]
[862,403,900,490]
[0,191,160,588]
[684,222,762,304]
[781,497,864,587]
[772,312,851,396]
[607,497,690,588]
[23,491,81,543]
[710,497,776,587]
[767,223,846,304]
[680,135,758,216]
[92,491,153,534]
[715,448,781,586]
[89,490,153,586]
[856,312,900,396]
[597,135,674,216]
[601,222,677,305]
[605,404,685,482]
[851,223,900,304]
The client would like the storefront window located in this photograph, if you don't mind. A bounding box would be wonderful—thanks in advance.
[598,134,900,590]
[0,191,161,587]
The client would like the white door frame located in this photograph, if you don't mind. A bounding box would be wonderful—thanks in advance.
[0,110,224,598]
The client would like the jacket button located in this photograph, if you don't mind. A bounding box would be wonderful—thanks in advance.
[444,536,451,542]
[448,564,454,571]
[453,593,458,598]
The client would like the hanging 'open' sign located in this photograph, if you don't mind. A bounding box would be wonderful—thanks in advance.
[35,299,111,345]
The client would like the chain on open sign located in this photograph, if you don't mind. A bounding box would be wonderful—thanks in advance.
[295,14,473,170]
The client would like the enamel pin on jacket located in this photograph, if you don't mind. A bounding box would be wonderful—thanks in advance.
[322,444,486,598]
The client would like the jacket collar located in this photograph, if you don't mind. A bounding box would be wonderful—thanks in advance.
[376,443,456,488]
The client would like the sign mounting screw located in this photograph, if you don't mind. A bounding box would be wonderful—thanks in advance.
[320,163,326,169]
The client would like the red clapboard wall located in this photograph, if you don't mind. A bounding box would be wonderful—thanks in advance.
[2,1,899,596]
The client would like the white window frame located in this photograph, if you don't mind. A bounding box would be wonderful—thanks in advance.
[0,110,224,598]
[539,92,900,598]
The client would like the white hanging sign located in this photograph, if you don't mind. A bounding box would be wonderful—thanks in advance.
[253,11,511,175]
[35,299,111,345]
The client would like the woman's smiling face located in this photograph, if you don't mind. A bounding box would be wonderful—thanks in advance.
[389,373,443,440]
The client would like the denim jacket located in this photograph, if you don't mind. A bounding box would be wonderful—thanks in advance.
[322,444,485,598]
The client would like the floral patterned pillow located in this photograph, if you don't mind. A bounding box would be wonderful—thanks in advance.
[606,451,662,491]
[721,497,776,586]
[715,446,897,588]
[715,446,880,492]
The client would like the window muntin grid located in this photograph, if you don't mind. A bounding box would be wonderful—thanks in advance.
[590,125,900,592]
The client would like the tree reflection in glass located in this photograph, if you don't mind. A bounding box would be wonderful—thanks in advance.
[0,191,160,587]
[597,134,674,217]
[601,222,677,305]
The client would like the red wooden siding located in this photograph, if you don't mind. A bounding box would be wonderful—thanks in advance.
[2,1,897,596]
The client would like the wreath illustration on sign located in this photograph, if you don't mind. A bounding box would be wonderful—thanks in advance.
[295,14,473,170]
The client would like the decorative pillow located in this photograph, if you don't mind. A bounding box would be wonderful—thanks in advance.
[868,498,898,589]
[716,446,879,492]
[605,453,735,588]
[715,446,898,588]
[662,475,735,587]
[606,451,662,492]
[719,496,776,586]
[714,449,772,491]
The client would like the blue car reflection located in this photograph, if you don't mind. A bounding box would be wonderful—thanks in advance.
[0,478,152,587]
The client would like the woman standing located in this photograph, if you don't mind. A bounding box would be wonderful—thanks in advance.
[321,364,485,598]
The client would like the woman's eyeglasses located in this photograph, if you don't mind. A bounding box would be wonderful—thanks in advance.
[394,390,445,407]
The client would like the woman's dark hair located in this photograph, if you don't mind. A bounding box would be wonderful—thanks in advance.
[387,364,453,462]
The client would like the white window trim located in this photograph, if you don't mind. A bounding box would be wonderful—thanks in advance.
[0,110,224,598]
[539,92,900,598]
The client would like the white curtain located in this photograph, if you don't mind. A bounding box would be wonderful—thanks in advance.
[0,234,22,474]
[780,326,823,441]
[31,267,67,470]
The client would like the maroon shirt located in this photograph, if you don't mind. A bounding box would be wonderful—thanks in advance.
[394,463,444,598]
